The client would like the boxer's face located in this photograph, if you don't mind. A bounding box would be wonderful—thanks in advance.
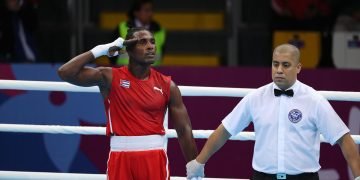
[128,30,156,65]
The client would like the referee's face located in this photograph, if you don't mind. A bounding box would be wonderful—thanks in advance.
[272,52,301,90]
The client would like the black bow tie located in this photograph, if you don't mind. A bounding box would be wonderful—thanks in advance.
[274,89,294,97]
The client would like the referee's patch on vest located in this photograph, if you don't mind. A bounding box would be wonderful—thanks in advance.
[288,109,302,123]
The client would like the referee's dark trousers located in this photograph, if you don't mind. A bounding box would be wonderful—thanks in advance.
[252,169,319,180]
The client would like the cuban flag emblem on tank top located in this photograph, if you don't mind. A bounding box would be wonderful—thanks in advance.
[120,79,130,88]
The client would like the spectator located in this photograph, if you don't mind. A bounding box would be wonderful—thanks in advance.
[271,0,337,68]
[0,0,38,62]
[271,0,333,29]
[334,0,360,31]
[112,0,166,66]
[272,0,331,21]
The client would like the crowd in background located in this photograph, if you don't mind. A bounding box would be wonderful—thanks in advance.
[0,0,39,63]
[0,0,359,67]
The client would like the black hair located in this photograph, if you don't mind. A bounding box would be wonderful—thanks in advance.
[125,27,153,51]
[127,0,153,20]
[125,27,150,40]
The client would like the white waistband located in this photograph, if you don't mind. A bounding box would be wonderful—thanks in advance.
[110,135,165,152]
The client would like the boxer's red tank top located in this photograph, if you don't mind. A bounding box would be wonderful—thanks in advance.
[104,66,171,136]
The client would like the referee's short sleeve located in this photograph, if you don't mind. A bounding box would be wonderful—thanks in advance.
[315,96,349,145]
[222,95,252,136]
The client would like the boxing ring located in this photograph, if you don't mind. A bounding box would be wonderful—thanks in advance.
[0,79,359,180]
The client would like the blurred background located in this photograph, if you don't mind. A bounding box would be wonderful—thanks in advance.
[0,0,359,68]
[0,0,360,179]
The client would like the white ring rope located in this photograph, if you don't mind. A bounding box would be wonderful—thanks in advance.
[0,171,244,180]
[1,80,360,101]
[1,123,360,144]
[0,79,360,143]
[1,79,360,179]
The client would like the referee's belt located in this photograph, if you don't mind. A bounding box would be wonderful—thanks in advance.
[253,169,319,180]
[110,135,165,152]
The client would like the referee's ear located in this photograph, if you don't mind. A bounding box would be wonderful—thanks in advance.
[296,63,302,74]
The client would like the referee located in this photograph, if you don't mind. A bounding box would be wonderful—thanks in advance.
[186,44,360,180]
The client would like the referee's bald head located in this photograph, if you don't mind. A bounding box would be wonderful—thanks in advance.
[273,44,300,63]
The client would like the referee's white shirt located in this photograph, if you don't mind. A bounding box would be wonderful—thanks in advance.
[222,80,349,175]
